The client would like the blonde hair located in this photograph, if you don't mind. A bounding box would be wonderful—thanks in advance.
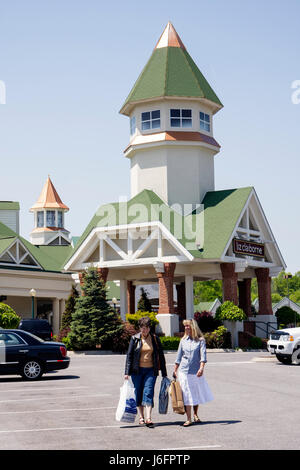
[183,319,203,341]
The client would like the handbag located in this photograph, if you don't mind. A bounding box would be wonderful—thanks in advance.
[115,378,137,423]
[169,378,185,415]
[158,376,171,414]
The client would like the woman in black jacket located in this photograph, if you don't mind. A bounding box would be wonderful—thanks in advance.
[124,316,167,427]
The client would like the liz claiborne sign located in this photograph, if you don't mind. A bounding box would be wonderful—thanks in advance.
[233,238,265,258]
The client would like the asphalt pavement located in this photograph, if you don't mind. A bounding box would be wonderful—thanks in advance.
[0,350,299,451]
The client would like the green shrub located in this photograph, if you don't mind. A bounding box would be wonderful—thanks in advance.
[215,301,246,322]
[0,303,21,329]
[275,306,300,328]
[204,326,231,349]
[160,336,181,350]
[126,311,159,331]
[249,336,263,349]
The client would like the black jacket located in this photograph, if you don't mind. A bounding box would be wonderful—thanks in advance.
[125,332,167,377]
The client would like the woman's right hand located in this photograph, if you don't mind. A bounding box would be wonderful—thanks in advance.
[124,375,129,380]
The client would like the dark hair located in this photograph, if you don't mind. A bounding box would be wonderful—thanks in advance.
[138,316,151,328]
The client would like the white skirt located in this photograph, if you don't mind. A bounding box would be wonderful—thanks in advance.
[178,371,214,406]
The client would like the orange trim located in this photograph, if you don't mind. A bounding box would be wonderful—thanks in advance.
[155,22,186,50]
[31,227,69,233]
[124,131,220,153]
[30,177,69,211]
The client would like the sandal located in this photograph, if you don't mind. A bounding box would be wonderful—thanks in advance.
[139,417,145,425]
[145,419,154,428]
[183,420,193,427]
[193,415,202,423]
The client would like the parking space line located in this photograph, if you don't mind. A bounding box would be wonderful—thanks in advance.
[0,425,127,433]
[0,407,116,414]
[159,445,222,450]
[0,393,111,403]
[0,386,89,394]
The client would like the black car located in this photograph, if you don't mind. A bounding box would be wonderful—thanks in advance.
[18,319,53,341]
[0,329,70,380]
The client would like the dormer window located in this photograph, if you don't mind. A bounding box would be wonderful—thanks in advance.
[170,109,192,128]
[141,110,160,130]
[200,112,210,132]
[130,116,136,135]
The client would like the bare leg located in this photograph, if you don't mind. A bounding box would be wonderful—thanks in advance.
[183,405,193,426]
[138,406,144,424]
[193,405,201,422]
[145,405,154,427]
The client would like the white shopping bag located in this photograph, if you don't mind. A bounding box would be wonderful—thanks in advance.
[115,378,137,423]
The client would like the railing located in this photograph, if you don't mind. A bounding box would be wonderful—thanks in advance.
[252,321,278,338]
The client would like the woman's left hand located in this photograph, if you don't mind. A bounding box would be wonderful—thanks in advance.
[196,368,204,377]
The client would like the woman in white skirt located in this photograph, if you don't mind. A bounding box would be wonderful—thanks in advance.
[173,319,213,427]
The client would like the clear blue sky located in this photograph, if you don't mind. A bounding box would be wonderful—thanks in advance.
[0,0,299,273]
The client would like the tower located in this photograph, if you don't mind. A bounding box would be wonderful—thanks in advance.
[30,176,70,246]
[120,22,223,209]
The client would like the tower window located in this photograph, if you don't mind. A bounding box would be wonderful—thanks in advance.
[130,116,136,135]
[57,211,63,228]
[200,112,210,132]
[37,211,44,228]
[170,109,192,128]
[46,210,56,227]
[141,110,160,130]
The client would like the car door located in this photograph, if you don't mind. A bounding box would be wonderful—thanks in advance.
[0,332,29,374]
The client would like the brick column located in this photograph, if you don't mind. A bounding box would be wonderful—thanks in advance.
[238,278,252,317]
[255,268,273,315]
[157,263,176,314]
[96,267,109,284]
[220,263,238,305]
[127,281,136,314]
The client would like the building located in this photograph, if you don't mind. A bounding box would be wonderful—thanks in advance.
[0,180,74,334]
[64,23,286,336]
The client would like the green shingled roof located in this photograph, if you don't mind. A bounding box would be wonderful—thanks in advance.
[66,187,253,265]
[120,46,223,115]
[0,221,72,272]
[0,201,20,211]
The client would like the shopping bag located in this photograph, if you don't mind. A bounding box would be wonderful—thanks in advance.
[115,378,137,423]
[159,377,171,414]
[169,379,185,415]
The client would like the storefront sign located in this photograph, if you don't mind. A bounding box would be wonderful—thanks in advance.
[233,238,265,258]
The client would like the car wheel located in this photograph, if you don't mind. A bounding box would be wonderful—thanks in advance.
[21,360,44,380]
[292,348,300,365]
[275,354,292,364]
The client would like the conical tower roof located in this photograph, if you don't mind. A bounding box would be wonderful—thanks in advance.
[120,22,223,116]
[30,176,69,211]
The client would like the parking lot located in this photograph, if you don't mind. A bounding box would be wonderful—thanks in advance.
[0,350,299,451]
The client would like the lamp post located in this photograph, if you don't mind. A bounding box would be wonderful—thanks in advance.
[30,289,36,319]
[112,297,117,313]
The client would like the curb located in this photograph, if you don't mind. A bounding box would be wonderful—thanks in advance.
[67,348,269,356]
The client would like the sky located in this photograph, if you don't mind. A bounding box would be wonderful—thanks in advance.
[0,0,299,274]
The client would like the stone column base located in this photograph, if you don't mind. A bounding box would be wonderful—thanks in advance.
[155,314,179,337]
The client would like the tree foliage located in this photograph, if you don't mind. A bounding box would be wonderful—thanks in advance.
[0,303,21,329]
[137,288,152,312]
[68,268,123,350]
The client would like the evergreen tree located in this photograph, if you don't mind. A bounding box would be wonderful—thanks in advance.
[68,267,123,350]
[137,287,152,312]
[61,285,79,330]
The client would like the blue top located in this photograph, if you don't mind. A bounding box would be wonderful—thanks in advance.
[175,336,207,374]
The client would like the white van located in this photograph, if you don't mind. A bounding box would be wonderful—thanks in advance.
[267,327,300,364]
